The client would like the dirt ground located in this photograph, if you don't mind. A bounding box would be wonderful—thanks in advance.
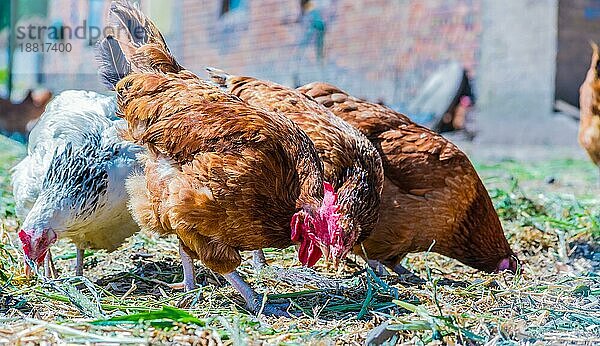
[0,136,599,345]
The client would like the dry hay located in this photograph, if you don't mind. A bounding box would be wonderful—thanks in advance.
[1,220,598,345]
[0,141,599,344]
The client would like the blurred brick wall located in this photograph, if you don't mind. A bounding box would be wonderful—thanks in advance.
[40,0,107,92]
[34,0,576,145]
[38,0,480,105]
[179,0,481,105]
[41,0,183,92]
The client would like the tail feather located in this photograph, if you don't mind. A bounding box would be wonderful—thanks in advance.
[96,36,131,90]
[108,0,181,73]
[130,44,182,74]
[107,0,166,52]
[95,0,181,89]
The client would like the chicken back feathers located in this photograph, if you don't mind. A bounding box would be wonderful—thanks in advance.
[207,70,384,262]
[97,1,339,274]
[579,42,600,167]
[298,82,517,273]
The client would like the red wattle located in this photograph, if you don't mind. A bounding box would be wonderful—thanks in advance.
[297,238,323,267]
[305,241,323,267]
[297,237,309,265]
[290,214,301,242]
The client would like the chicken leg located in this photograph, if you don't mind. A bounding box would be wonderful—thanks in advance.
[75,248,85,276]
[252,249,268,271]
[169,241,197,291]
[44,250,58,278]
[391,263,425,284]
[223,270,290,316]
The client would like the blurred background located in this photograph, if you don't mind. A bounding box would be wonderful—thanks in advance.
[0,0,598,147]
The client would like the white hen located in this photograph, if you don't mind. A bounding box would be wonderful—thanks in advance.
[12,90,144,277]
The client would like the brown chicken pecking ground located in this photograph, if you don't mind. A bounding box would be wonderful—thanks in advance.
[298,82,518,275]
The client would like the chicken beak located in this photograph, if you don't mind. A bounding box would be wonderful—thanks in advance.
[316,245,332,265]
[23,257,37,278]
[24,262,32,277]
[332,257,340,270]
[23,252,46,278]
[321,246,331,262]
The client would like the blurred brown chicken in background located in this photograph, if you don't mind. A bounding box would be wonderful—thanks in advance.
[298,82,519,276]
[0,90,52,141]
[578,42,600,174]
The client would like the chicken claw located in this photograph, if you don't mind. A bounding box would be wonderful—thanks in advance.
[391,264,425,285]
[257,298,293,317]
[367,259,425,285]
[367,259,391,276]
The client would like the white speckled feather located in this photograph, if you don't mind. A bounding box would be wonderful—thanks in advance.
[12,90,144,250]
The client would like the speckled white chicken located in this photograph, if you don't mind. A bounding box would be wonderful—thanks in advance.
[12,90,144,277]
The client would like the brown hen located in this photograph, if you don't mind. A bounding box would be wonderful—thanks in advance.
[579,42,600,171]
[0,90,52,140]
[207,69,384,267]
[297,82,518,275]
[96,0,346,315]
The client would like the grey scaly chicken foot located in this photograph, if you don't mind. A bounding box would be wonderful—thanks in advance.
[252,249,267,271]
[367,259,425,284]
[223,270,290,316]
[75,248,85,276]
[169,241,197,291]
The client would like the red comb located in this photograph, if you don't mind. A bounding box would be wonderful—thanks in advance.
[18,230,32,257]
